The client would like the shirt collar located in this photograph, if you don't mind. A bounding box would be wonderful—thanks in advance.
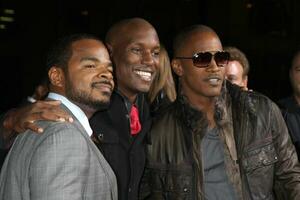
[47,92,93,137]
[114,89,140,112]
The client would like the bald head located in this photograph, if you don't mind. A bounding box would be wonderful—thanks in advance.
[173,25,220,57]
[105,18,157,48]
[104,18,160,101]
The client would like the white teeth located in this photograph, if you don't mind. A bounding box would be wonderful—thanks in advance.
[208,78,219,84]
[135,70,152,81]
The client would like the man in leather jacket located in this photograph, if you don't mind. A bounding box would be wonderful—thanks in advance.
[139,25,300,200]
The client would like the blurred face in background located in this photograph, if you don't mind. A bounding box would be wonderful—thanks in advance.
[225,60,248,90]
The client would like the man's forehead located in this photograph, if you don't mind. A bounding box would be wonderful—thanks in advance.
[71,41,109,59]
[182,37,222,55]
[115,30,159,49]
[130,33,159,44]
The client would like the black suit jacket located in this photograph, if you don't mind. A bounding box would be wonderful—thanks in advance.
[90,91,151,200]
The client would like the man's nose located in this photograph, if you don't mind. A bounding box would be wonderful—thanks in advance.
[206,58,221,72]
[141,51,155,66]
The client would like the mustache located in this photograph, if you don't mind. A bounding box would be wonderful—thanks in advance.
[91,79,114,89]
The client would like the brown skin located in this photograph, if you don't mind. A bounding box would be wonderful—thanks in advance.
[3,39,114,135]
[172,30,224,128]
[32,84,49,101]
[56,39,114,118]
[3,101,70,135]
[107,18,160,103]
[3,18,159,135]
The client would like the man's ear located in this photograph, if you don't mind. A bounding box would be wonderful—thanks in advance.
[171,59,183,76]
[48,66,65,87]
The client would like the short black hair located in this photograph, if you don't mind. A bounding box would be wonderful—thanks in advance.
[46,33,100,72]
[173,25,217,56]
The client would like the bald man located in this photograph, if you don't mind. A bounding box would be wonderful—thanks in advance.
[1,18,160,200]
[89,18,160,200]
[140,25,300,199]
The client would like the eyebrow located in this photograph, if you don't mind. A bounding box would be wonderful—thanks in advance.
[80,56,113,67]
[130,41,160,49]
[80,57,100,62]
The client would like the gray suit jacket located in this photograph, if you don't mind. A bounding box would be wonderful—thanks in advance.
[0,104,118,200]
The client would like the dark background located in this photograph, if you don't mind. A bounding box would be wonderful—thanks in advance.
[0,0,300,113]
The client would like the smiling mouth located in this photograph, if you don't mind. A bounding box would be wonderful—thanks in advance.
[134,70,152,81]
[92,82,113,93]
[205,76,222,86]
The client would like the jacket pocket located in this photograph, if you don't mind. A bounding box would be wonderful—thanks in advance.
[242,143,278,200]
[164,171,192,200]
[140,167,193,200]
[243,143,278,172]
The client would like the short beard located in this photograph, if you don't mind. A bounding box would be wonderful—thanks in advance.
[65,78,110,111]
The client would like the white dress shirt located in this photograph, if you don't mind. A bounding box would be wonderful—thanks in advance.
[47,92,93,137]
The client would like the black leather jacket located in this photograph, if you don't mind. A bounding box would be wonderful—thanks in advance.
[139,83,300,200]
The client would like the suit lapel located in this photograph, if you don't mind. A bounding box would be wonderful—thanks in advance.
[59,103,117,200]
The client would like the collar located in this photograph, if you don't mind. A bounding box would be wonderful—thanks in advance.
[47,92,93,137]
[114,89,140,113]
[177,94,238,161]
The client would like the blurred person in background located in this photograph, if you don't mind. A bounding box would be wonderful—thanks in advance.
[278,50,300,159]
[148,44,176,116]
[224,46,250,91]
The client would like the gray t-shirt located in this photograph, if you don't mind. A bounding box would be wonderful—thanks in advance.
[201,128,237,200]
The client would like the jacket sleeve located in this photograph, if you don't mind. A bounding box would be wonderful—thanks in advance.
[29,123,90,200]
[271,102,300,199]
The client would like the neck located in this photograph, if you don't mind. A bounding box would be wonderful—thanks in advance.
[183,92,217,128]
[75,103,96,119]
[126,94,138,104]
[117,87,138,104]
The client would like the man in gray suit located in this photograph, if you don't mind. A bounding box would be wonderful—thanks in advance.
[0,34,118,200]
